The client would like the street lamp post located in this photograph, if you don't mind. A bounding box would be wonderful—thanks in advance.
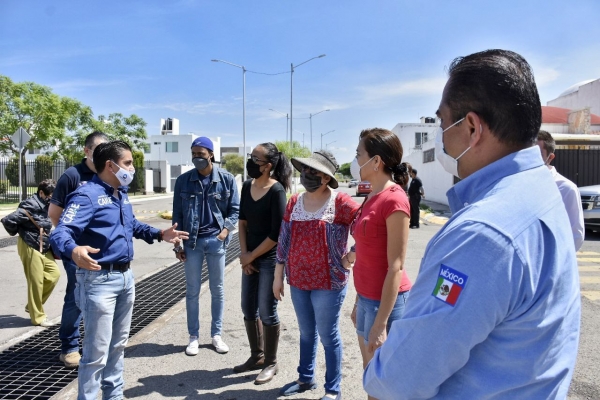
[211,59,247,181]
[269,108,289,141]
[326,140,336,150]
[320,130,335,150]
[309,109,330,151]
[290,54,326,146]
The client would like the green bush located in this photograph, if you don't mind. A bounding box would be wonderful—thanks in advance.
[0,180,7,195]
[35,155,53,184]
[131,150,145,193]
[5,157,19,187]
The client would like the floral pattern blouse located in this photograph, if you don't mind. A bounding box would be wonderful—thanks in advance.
[276,191,360,291]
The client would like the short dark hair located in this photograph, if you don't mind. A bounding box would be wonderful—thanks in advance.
[411,168,418,175]
[93,141,132,173]
[38,179,56,196]
[84,131,109,149]
[537,130,555,154]
[444,49,541,146]
[359,128,407,187]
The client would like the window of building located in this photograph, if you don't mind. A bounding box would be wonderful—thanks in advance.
[414,132,428,149]
[423,148,435,163]
[28,148,42,155]
[165,142,179,153]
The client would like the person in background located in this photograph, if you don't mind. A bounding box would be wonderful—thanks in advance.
[348,128,411,400]
[274,151,360,400]
[1,179,59,327]
[50,141,189,400]
[537,130,585,250]
[49,130,109,368]
[407,168,424,229]
[363,49,580,399]
[172,136,240,356]
[233,142,291,385]
[399,162,412,193]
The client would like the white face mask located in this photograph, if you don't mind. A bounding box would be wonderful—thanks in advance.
[350,156,375,181]
[435,118,470,178]
[111,161,135,186]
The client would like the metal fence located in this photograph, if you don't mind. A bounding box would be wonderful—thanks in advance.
[554,147,600,187]
[0,159,145,204]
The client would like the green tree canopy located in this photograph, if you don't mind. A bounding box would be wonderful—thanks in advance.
[0,75,94,158]
[274,140,311,160]
[221,153,244,176]
[339,162,351,178]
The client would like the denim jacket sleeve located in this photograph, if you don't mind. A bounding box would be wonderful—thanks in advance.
[172,174,184,232]
[222,171,240,232]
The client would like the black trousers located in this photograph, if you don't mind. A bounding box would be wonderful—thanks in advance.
[409,195,421,227]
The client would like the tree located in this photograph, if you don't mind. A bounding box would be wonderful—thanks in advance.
[221,154,244,176]
[339,162,351,178]
[0,75,95,199]
[34,154,53,184]
[130,150,145,194]
[274,140,311,160]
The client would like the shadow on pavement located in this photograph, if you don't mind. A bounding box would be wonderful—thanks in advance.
[123,369,282,399]
[0,314,31,329]
[125,342,185,358]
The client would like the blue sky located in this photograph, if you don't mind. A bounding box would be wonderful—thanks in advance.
[2,0,599,164]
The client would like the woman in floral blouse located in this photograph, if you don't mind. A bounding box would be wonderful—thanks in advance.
[273,150,359,400]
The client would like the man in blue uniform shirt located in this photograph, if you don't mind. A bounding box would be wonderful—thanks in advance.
[363,50,581,399]
[172,136,239,356]
[50,141,189,400]
[49,130,108,368]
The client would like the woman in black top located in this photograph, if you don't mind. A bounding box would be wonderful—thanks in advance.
[234,142,291,385]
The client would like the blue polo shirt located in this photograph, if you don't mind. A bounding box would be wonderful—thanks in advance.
[50,158,95,208]
[364,146,581,399]
[50,175,161,264]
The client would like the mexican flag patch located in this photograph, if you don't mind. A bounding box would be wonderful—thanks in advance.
[432,265,468,306]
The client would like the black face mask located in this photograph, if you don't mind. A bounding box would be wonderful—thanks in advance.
[246,159,263,179]
[300,170,323,192]
[192,157,210,171]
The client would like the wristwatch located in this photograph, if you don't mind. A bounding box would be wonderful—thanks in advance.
[173,245,183,254]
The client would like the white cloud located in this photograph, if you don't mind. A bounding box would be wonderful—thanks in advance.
[130,101,229,115]
[50,79,124,91]
[534,67,560,87]
[358,77,446,103]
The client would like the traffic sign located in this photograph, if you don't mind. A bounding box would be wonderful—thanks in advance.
[10,127,31,149]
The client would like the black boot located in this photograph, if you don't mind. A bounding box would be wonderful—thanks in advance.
[233,319,264,373]
[255,323,280,385]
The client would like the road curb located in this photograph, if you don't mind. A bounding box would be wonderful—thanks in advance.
[420,210,449,225]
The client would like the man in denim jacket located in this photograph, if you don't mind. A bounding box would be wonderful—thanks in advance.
[173,136,240,356]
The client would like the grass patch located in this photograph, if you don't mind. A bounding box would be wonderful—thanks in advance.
[419,203,433,213]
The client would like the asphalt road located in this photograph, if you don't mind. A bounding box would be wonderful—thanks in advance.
[0,185,598,399]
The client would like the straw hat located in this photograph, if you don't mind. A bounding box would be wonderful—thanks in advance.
[291,151,339,189]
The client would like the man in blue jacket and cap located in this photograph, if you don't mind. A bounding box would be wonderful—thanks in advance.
[172,136,240,356]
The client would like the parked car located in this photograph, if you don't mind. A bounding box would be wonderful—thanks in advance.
[348,179,359,188]
[356,181,372,197]
[580,184,600,232]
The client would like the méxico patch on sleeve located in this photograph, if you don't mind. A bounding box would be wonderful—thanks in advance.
[432,264,468,307]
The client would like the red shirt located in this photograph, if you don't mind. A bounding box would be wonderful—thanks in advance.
[352,185,412,300]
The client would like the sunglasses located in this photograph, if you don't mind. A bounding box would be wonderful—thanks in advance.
[247,153,268,165]
[301,165,320,175]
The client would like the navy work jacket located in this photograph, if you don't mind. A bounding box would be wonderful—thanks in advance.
[50,175,160,264]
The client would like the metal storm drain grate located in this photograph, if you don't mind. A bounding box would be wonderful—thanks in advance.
[0,233,240,399]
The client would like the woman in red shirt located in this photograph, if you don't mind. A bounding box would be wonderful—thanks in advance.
[347,128,412,399]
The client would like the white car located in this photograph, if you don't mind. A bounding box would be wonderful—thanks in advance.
[348,179,359,188]
[580,184,600,232]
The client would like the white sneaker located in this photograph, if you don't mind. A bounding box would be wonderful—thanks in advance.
[212,335,229,354]
[185,336,199,356]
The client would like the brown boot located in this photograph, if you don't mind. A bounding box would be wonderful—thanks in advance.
[255,323,280,385]
[233,319,265,373]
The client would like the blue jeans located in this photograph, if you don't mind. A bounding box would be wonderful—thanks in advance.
[241,257,279,326]
[59,257,83,355]
[355,291,409,343]
[184,236,226,338]
[75,268,135,400]
[290,285,347,395]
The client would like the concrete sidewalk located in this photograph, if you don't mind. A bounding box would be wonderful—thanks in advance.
[0,202,441,399]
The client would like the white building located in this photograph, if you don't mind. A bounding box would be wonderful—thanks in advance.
[392,117,452,205]
[548,78,600,117]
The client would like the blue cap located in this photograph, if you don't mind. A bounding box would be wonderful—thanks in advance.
[191,137,214,152]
